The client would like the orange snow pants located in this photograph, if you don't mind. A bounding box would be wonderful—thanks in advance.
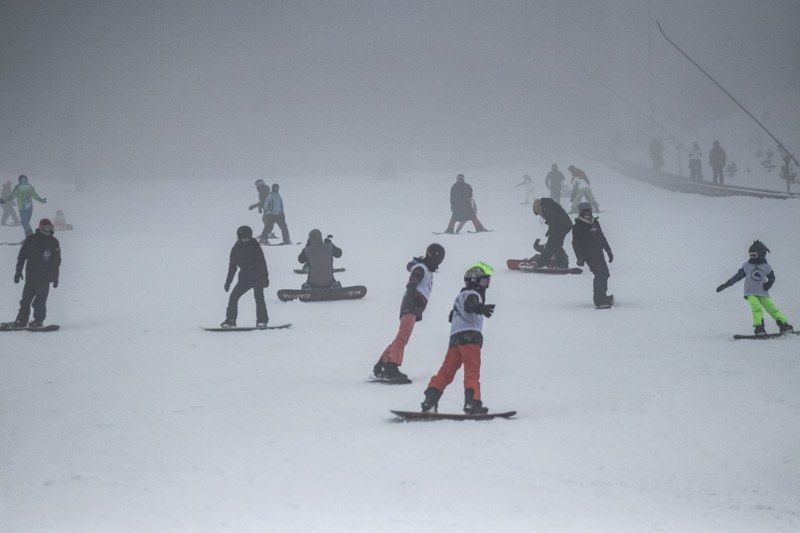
[427,343,482,399]
[380,313,417,365]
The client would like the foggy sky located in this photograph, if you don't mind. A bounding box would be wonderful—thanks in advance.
[1,0,798,180]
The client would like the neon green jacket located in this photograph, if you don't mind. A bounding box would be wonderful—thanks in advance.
[9,183,44,209]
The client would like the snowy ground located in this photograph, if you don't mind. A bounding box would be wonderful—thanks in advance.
[1,165,799,531]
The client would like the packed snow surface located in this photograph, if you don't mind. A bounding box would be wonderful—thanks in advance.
[1,164,799,531]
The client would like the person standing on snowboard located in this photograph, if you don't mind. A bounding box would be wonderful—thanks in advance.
[444,174,488,233]
[531,198,572,269]
[11,218,60,328]
[420,262,496,415]
[298,229,342,289]
[544,164,565,202]
[716,240,793,336]
[373,243,446,382]
[221,225,270,328]
[261,183,292,244]
[571,202,614,307]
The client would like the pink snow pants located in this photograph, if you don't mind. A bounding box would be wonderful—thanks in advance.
[427,344,482,399]
[380,313,417,365]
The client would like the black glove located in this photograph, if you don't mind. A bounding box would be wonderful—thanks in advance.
[224,281,231,292]
[533,238,544,252]
[607,250,614,263]
[52,278,58,288]
[248,204,257,211]
[479,303,495,318]
[264,278,270,288]
[14,272,22,283]
[715,283,727,293]
[324,234,333,243]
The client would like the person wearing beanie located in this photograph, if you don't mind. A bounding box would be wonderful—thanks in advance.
[444,174,488,233]
[0,175,46,236]
[571,203,614,308]
[220,225,270,328]
[531,197,573,269]
[1,180,20,225]
[544,164,566,202]
[716,240,793,336]
[11,218,61,328]
[373,243,446,383]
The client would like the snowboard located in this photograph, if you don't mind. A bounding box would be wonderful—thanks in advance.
[390,410,517,421]
[0,323,60,332]
[201,323,292,332]
[432,230,492,235]
[294,267,345,274]
[0,241,23,246]
[369,375,412,385]
[263,241,301,246]
[507,259,582,274]
[466,229,494,233]
[733,331,799,340]
[277,286,367,302]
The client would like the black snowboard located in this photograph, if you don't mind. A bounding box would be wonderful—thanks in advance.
[0,323,60,332]
[369,376,412,385]
[201,323,292,332]
[263,242,301,246]
[294,268,345,274]
[733,331,799,340]
[391,410,517,421]
[277,286,367,302]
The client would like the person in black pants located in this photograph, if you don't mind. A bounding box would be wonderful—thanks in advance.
[531,198,572,268]
[571,202,614,307]
[221,225,270,328]
[13,218,61,328]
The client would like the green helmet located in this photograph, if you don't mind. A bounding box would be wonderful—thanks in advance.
[464,262,494,289]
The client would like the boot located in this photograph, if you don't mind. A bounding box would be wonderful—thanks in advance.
[420,387,442,413]
[463,388,488,415]
[256,321,268,329]
[372,360,386,379]
[27,320,43,329]
[754,320,766,336]
[384,362,407,381]
[220,319,236,329]
[777,321,794,334]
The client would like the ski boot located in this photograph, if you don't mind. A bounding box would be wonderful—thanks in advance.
[777,321,794,335]
[754,321,767,336]
[220,319,236,329]
[372,360,386,379]
[27,320,43,329]
[384,362,408,381]
[463,388,488,415]
[443,229,455,234]
[420,387,442,413]
[606,295,614,306]
[256,321,268,329]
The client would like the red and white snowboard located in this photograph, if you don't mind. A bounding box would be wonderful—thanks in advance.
[507,259,582,274]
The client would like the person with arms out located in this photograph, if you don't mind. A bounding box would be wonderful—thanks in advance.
[12,218,60,328]
[444,174,488,233]
[545,164,565,202]
[0,175,46,236]
[420,262,496,415]
[716,240,793,336]
[531,197,573,269]
[709,140,726,185]
[1,180,19,225]
[567,165,599,214]
[373,243,446,382]
[571,203,614,308]
[298,229,342,289]
[516,174,535,204]
[221,225,270,328]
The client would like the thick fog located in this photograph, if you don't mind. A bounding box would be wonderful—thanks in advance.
[1,0,798,180]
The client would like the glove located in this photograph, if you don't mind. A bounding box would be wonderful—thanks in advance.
[607,250,614,263]
[264,278,270,288]
[448,309,454,323]
[14,272,22,283]
[479,303,496,318]
[532,238,544,252]
[324,235,333,243]
[577,258,585,267]
[248,204,256,211]
[763,282,769,291]
[224,282,231,292]
[53,278,58,288]
[715,284,727,293]
[41,197,47,203]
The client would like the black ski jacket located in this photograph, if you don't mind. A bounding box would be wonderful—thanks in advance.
[539,198,572,232]
[16,230,61,283]
[450,181,474,220]
[571,216,611,264]
[226,238,269,286]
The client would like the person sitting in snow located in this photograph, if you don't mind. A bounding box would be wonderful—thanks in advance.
[298,229,342,289]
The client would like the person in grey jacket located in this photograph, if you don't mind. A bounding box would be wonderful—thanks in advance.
[261,183,291,244]
[298,229,342,289]
[709,140,726,184]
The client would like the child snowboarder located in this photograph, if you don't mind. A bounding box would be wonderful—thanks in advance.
[716,240,793,335]
[420,262,496,414]
[373,243,446,382]
[11,218,60,328]
[221,225,270,328]
[571,202,614,307]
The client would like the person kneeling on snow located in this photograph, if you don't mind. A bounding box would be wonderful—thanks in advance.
[420,262,496,415]
[716,240,793,336]
[299,229,342,289]
[571,203,614,308]
[531,198,572,269]
[373,243,446,382]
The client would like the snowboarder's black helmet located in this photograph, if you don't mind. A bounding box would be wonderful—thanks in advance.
[456,174,465,181]
[255,179,265,186]
[18,174,27,183]
[236,225,253,239]
[271,183,279,192]
[464,262,493,290]
[425,243,445,267]
[748,240,769,259]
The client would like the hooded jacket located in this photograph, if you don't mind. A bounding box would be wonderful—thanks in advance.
[538,198,573,232]
[571,215,611,265]
[226,238,269,286]
[16,229,61,283]
[450,180,474,221]
[298,229,342,288]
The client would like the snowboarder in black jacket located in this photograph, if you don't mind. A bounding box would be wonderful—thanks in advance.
[571,203,614,307]
[444,174,488,233]
[531,197,572,268]
[221,225,270,328]
[12,218,61,328]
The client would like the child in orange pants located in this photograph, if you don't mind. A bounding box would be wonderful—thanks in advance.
[421,262,495,414]
[373,244,445,382]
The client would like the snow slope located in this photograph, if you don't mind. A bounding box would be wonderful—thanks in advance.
[1,165,799,531]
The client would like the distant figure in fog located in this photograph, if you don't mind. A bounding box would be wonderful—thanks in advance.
[516,174,535,204]
[688,141,703,181]
[544,164,565,202]
[649,138,665,172]
[1,180,19,226]
[709,140,727,185]
[248,179,271,241]
[261,183,292,244]
[567,165,599,214]
[0,175,46,237]
[444,174,488,233]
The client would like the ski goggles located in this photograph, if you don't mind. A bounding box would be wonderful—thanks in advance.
[478,277,491,288]
[749,252,759,259]
[40,224,54,235]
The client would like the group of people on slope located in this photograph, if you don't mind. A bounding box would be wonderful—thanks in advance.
[687,140,727,184]
[249,179,291,245]
[542,164,600,214]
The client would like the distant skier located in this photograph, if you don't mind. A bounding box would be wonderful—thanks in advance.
[454,197,478,233]
[0,175,46,236]
[688,141,703,181]
[516,174,535,204]
[709,140,726,185]
[531,198,573,269]
[1,180,19,225]
[298,229,342,289]
[444,174,488,233]
[11,218,60,328]
[567,165,599,214]
[221,225,270,328]
[649,138,665,172]
[260,183,291,244]
[420,262,496,415]
[571,203,614,308]
[716,240,793,336]
[544,164,565,202]
[373,243,446,382]
[248,179,270,241]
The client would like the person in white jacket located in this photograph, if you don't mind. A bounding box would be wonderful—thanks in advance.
[689,141,703,181]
